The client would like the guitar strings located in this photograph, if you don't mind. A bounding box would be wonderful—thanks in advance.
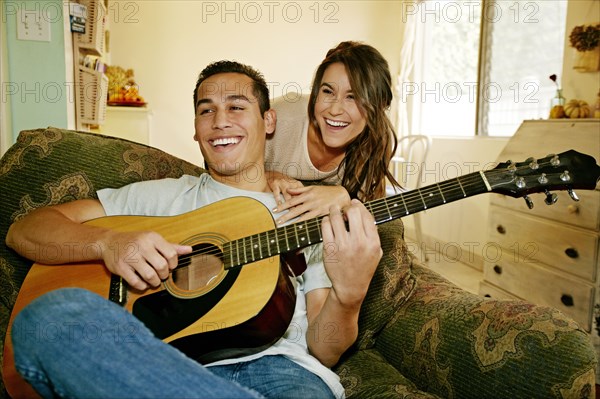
[175,159,565,268]
[177,159,563,264]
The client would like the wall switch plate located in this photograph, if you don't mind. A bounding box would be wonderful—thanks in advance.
[17,8,51,42]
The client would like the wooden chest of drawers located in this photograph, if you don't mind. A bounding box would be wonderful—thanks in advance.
[478,119,600,379]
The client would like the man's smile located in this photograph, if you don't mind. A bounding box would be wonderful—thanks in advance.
[210,136,242,147]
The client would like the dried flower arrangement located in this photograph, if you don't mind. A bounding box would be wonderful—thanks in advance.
[569,23,600,52]
[549,74,561,90]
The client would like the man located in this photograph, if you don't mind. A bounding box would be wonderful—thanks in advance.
[6,61,382,398]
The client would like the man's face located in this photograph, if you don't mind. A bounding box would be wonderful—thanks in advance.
[194,72,274,181]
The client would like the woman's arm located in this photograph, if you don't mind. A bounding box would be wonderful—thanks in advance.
[266,170,304,205]
[269,178,351,224]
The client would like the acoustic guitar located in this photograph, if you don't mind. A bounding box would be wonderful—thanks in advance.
[3,150,600,397]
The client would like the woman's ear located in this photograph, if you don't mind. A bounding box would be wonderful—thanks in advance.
[264,109,277,136]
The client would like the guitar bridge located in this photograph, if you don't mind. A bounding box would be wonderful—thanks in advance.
[109,274,127,306]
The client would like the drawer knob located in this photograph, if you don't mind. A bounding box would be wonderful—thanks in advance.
[496,225,506,234]
[565,248,579,259]
[493,265,502,275]
[567,204,579,214]
[560,294,574,307]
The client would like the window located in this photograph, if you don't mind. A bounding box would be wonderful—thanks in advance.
[398,0,568,137]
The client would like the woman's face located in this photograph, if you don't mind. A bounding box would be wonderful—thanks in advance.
[314,62,367,150]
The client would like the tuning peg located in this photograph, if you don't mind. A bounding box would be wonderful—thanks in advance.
[523,195,534,209]
[544,190,558,205]
[568,189,580,202]
[507,161,517,173]
[537,173,548,184]
[550,154,560,167]
[560,170,571,182]
[528,158,539,170]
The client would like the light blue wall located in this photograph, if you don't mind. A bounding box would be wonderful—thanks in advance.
[3,0,68,142]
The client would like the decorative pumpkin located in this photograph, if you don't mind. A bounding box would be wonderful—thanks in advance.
[549,105,565,119]
[564,99,590,118]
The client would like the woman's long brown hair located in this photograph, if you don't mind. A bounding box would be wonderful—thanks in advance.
[308,41,400,201]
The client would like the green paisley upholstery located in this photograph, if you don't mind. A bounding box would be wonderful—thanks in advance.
[0,127,596,398]
[336,257,597,398]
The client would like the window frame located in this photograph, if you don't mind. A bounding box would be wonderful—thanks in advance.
[399,0,568,138]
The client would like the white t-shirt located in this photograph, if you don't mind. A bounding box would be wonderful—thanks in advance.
[97,174,344,398]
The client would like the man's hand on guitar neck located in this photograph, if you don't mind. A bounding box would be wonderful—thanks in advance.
[322,199,382,309]
[305,199,382,367]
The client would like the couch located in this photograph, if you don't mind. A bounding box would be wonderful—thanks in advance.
[0,127,596,398]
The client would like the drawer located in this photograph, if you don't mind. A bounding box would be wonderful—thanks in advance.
[488,206,598,281]
[490,189,599,230]
[479,280,521,300]
[483,255,594,331]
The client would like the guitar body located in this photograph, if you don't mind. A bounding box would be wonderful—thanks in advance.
[3,197,297,398]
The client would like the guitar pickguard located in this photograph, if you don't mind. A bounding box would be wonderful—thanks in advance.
[132,266,241,339]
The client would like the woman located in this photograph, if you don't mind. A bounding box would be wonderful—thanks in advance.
[266,41,400,224]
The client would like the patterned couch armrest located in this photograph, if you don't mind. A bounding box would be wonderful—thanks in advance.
[375,260,597,398]
[0,127,205,395]
[352,219,417,350]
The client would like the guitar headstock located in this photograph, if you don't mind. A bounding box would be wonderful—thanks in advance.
[485,150,600,206]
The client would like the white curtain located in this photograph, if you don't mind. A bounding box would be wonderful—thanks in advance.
[395,0,424,138]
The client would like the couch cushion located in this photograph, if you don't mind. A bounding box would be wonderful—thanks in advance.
[374,261,597,399]
[335,348,442,398]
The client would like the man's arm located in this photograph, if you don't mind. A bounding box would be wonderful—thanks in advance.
[305,199,382,367]
[5,199,191,291]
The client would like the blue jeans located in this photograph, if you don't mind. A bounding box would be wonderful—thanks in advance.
[11,288,335,398]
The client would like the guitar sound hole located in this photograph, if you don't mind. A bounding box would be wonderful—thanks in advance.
[171,243,224,292]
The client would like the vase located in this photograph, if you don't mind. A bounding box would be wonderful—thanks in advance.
[573,47,600,72]
[549,89,566,119]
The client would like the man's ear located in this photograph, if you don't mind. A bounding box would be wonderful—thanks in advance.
[264,109,276,136]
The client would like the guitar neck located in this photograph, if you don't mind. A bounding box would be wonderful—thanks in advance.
[223,171,490,269]
[368,171,491,224]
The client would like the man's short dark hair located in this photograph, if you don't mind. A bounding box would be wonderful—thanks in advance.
[193,60,270,115]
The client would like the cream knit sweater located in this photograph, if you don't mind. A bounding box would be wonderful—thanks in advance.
[266,95,342,185]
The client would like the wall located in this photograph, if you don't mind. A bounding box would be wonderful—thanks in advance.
[108,0,404,165]
[1,5,11,156]
[562,0,600,105]
[1,0,74,143]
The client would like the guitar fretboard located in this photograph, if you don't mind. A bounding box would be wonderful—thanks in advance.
[222,171,490,269]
